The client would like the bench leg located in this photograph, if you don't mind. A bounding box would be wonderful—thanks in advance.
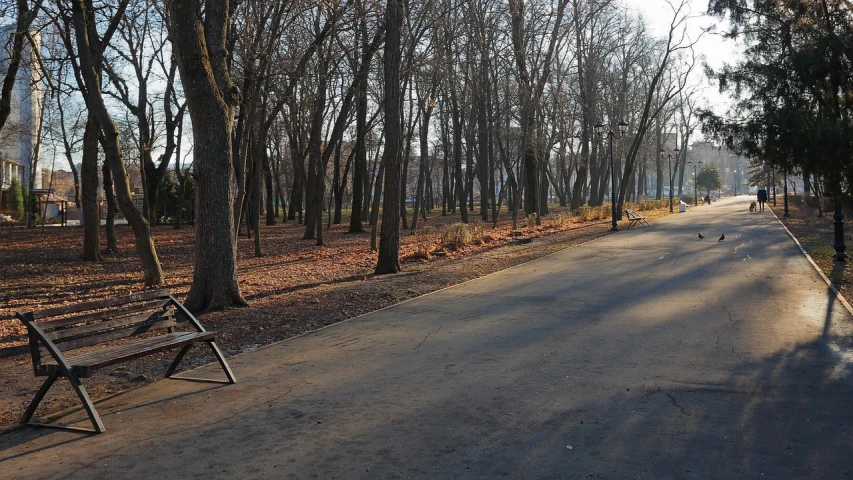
[165,344,193,378]
[22,372,58,424]
[67,371,106,433]
[207,341,237,384]
[23,371,105,433]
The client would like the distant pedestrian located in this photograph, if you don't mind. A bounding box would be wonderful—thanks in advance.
[757,187,768,212]
[704,194,711,205]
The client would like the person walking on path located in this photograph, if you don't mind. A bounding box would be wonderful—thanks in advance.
[757,187,768,212]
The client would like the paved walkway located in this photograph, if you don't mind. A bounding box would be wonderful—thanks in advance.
[2,197,852,479]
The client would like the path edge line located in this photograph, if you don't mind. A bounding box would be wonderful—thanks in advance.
[771,207,853,317]
[0,219,635,437]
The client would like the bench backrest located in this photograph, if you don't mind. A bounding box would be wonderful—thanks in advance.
[16,289,184,369]
[626,209,642,219]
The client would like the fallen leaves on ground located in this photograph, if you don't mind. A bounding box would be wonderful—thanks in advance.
[0,207,670,430]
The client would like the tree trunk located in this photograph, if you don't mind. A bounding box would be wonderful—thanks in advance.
[81,115,101,261]
[263,150,276,226]
[174,109,186,229]
[251,111,265,255]
[167,0,245,310]
[450,87,467,222]
[369,160,385,251]
[478,75,490,222]
[375,0,402,273]
[411,96,433,233]
[348,13,370,233]
[349,93,368,232]
[102,161,118,253]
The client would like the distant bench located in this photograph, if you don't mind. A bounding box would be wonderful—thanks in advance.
[625,209,650,229]
[11,289,235,433]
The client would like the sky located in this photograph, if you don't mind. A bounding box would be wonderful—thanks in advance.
[622,0,744,115]
[10,0,746,173]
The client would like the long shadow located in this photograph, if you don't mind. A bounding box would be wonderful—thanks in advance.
[243,273,368,302]
[221,324,853,478]
[2,285,848,477]
[829,260,846,288]
[3,201,845,478]
[0,381,227,459]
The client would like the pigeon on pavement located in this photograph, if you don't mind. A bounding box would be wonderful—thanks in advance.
[698,233,705,239]
[718,233,725,242]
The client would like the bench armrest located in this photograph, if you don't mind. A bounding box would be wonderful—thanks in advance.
[168,295,208,333]
[16,312,76,377]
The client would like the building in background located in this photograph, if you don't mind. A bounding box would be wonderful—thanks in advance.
[0,25,43,208]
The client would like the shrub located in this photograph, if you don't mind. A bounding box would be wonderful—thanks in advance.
[577,205,594,221]
[804,195,833,212]
[7,178,24,219]
[638,199,669,211]
[440,223,472,250]
[548,213,570,228]
[412,226,437,259]
[469,222,486,244]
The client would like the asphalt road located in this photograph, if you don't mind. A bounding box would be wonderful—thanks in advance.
[2,196,852,479]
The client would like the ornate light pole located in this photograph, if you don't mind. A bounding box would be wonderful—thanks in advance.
[594,120,629,231]
[660,144,680,213]
[834,194,847,261]
[688,159,702,206]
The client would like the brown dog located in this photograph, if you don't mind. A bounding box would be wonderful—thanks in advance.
[749,202,757,212]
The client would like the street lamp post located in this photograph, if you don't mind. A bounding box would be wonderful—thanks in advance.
[687,159,702,206]
[733,169,738,196]
[771,164,777,205]
[834,194,848,261]
[594,120,629,231]
[660,144,680,213]
[783,169,789,217]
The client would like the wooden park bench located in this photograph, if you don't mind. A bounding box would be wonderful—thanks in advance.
[625,209,650,229]
[13,289,235,433]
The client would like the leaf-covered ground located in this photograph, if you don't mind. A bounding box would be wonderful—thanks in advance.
[0,207,671,431]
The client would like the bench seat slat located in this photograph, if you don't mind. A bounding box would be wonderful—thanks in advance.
[43,318,179,354]
[38,331,215,377]
[47,308,177,341]
[30,289,171,320]
[38,299,172,330]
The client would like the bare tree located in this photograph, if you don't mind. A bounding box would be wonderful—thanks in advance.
[615,0,697,216]
[166,0,246,311]
[69,0,163,285]
[375,0,402,274]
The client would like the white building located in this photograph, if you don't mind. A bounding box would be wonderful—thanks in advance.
[0,25,43,194]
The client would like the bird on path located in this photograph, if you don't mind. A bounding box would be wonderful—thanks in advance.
[698,233,705,239]
[718,233,726,242]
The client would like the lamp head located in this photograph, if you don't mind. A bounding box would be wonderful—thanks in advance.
[617,120,628,134]
[594,122,605,137]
